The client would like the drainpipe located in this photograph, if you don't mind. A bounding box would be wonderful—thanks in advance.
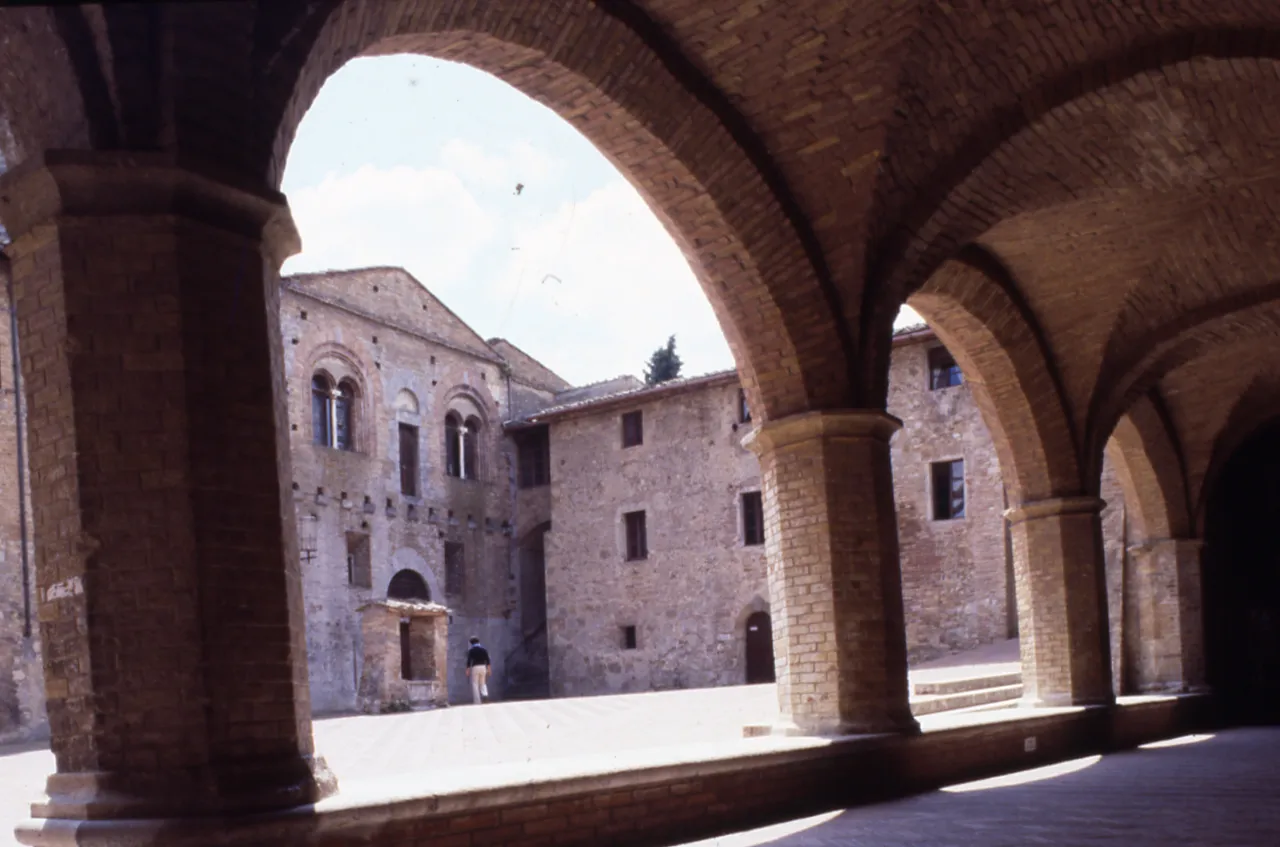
[1,252,32,638]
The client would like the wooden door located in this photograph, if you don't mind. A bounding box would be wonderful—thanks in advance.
[745,611,775,684]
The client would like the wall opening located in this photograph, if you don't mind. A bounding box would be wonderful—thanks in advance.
[1203,419,1280,722]
[387,568,430,602]
[745,611,775,684]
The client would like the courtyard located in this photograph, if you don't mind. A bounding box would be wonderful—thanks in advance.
[1,688,1267,846]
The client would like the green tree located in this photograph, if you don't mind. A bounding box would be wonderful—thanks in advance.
[643,335,683,385]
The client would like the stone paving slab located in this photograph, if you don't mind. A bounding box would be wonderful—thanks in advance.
[677,729,1280,846]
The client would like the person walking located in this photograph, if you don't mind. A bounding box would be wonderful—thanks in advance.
[466,636,492,704]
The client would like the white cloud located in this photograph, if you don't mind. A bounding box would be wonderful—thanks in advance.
[282,164,496,283]
[896,305,923,327]
[488,179,733,384]
[439,138,559,191]
[282,143,735,386]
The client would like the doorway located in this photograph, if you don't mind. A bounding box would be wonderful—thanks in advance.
[745,611,775,684]
[1204,420,1280,723]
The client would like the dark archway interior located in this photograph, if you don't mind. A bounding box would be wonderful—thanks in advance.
[387,569,430,602]
[1204,420,1280,723]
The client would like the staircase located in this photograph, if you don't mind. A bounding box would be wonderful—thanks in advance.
[503,622,551,701]
[908,638,1023,717]
[909,670,1023,717]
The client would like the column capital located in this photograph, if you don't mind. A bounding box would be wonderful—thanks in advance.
[1004,495,1105,525]
[0,150,299,267]
[742,409,902,455]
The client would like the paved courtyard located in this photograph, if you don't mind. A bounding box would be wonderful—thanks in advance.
[5,640,1268,847]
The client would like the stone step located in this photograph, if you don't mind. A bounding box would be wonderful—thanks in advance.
[912,670,1023,697]
[909,683,1024,717]
[940,697,1023,716]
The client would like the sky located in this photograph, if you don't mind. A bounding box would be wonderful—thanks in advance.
[281,54,919,387]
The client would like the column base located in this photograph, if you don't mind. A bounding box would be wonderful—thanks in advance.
[1019,693,1114,709]
[744,711,920,738]
[31,755,337,821]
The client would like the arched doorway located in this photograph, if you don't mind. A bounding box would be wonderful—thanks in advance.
[745,611,775,684]
[1204,419,1280,723]
[387,569,430,602]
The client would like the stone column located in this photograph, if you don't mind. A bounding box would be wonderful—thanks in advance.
[0,151,334,822]
[745,411,916,735]
[1125,538,1206,693]
[1005,496,1113,706]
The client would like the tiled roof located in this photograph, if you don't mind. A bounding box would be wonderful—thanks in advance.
[522,369,738,422]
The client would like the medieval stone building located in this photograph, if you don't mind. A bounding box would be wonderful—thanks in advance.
[0,260,1159,734]
[516,325,1035,699]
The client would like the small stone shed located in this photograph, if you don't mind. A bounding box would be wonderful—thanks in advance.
[356,599,450,713]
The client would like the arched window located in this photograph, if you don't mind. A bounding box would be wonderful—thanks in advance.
[335,380,356,451]
[463,417,481,480]
[445,413,462,478]
[387,569,430,602]
[394,388,419,415]
[312,373,358,451]
[311,375,333,446]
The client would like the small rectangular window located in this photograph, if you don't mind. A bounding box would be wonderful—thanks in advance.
[516,426,551,489]
[928,346,963,390]
[738,388,751,424]
[931,459,966,520]
[445,541,465,597]
[624,510,648,561]
[622,625,638,650]
[346,532,372,588]
[398,423,419,496]
[621,410,643,448]
[400,621,413,680]
[742,491,765,546]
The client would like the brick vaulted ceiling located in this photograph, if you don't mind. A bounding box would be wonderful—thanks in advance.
[3,1,1280,510]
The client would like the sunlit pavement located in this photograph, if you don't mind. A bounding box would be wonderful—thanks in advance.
[676,729,1280,846]
[0,641,1026,845]
[0,684,784,846]
[7,640,1250,847]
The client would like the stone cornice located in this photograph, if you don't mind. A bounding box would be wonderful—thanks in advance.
[742,409,902,455]
[1004,495,1105,525]
[0,150,300,267]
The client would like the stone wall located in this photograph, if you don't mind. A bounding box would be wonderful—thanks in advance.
[0,270,1141,736]
[282,268,524,709]
[1100,452,1129,696]
[542,376,768,696]
[887,333,1014,663]
[0,279,44,743]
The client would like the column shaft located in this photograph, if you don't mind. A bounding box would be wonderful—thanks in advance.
[1006,496,1113,706]
[0,152,333,820]
[1126,538,1206,692]
[747,410,916,735]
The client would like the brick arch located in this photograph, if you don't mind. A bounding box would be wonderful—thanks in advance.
[907,251,1078,502]
[1091,288,1280,457]
[1101,394,1192,541]
[1197,372,1280,535]
[867,28,1280,312]
[0,8,95,169]
[258,0,853,419]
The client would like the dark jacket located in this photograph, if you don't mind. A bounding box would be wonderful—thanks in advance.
[466,643,491,668]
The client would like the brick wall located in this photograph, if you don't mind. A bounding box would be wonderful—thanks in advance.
[888,333,1013,662]
[543,377,768,696]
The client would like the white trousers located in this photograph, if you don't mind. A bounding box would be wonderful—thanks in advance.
[470,665,489,704]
